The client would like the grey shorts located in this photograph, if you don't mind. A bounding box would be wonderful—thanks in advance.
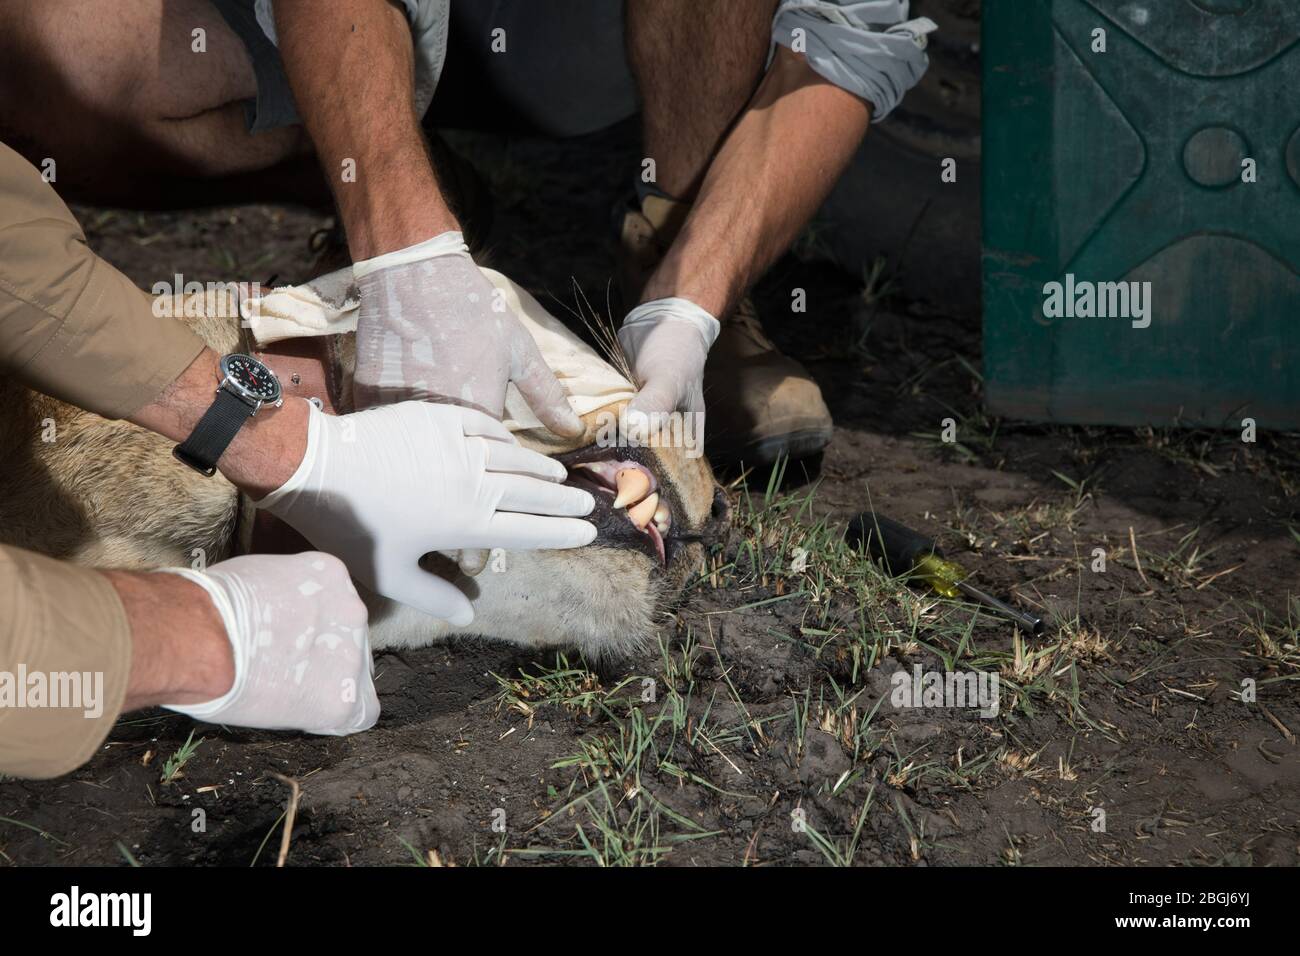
[211,0,640,137]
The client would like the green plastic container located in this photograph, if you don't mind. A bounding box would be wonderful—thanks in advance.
[982,0,1300,428]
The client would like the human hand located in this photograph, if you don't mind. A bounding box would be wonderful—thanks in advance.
[159,551,379,735]
[617,296,719,434]
[255,400,596,625]
[352,231,584,438]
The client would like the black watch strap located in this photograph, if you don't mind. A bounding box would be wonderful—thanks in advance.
[173,389,255,476]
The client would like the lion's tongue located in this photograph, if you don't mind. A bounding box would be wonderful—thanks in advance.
[645,520,666,565]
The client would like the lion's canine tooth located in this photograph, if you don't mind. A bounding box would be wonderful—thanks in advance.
[627,492,659,530]
[653,502,671,534]
[613,468,651,508]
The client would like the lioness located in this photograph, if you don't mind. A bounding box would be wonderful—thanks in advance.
[0,269,728,659]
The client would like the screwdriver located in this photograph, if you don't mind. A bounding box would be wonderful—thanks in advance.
[846,512,1046,636]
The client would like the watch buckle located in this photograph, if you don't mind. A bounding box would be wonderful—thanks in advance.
[172,445,218,477]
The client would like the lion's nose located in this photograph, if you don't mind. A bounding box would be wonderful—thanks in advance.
[710,487,730,523]
[703,486,731,545]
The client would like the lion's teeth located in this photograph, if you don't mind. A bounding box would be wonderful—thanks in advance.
[613,468,652,508]
[627,492,659,530]
[653,502,671,534]
[573,461,609,481]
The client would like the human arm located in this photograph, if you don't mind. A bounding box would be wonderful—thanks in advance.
[621,47,871,423]
[271,0,456,258]
[0,545,377,780]
[0,142,595,621]
[270,1,581,431]
[623,1,933,420]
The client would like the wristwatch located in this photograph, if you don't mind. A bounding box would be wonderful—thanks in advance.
[173,353,283,476]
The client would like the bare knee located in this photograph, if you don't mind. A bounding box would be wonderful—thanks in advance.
[0,0,300,187]
[3,0,254,121]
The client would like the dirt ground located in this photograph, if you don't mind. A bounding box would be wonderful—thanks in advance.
[2,121,1297,867]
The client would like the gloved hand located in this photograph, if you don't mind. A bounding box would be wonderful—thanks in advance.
[617,297,720,437]
[159,552,379,735]
[352,231,583,438]
[256,400,596,626]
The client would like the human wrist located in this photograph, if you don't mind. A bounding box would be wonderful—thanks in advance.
[640,256,738,319]
[340,157,461,260]
[250,398,322,513]
[352,230,470,279]
[152,569,248,717]
[129,349,310,499]
[219,395,311,501]
[622,297,721,352]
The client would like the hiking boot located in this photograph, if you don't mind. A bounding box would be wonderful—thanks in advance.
[615,195,832,467]
[702,298,833,466]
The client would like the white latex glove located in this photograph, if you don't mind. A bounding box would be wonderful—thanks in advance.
[352,231,583,439]
[160,552,379,735]
[257,400,596,626]
[617,297,719,435]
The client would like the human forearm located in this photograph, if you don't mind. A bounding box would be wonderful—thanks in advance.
[0,545,225,778]
[272,0,457,258]
[128,348,308,499]
[105,569,234,711]
[642,47,871,317]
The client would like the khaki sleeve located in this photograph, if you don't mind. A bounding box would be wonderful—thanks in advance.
[0,142,204,419]
[0,545,132,780]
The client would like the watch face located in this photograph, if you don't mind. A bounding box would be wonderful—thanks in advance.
[221,354,281,403]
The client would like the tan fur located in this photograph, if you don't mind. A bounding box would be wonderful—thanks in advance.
[0,292,722,658]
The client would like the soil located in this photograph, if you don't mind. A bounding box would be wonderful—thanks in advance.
[1,121,1296,867]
